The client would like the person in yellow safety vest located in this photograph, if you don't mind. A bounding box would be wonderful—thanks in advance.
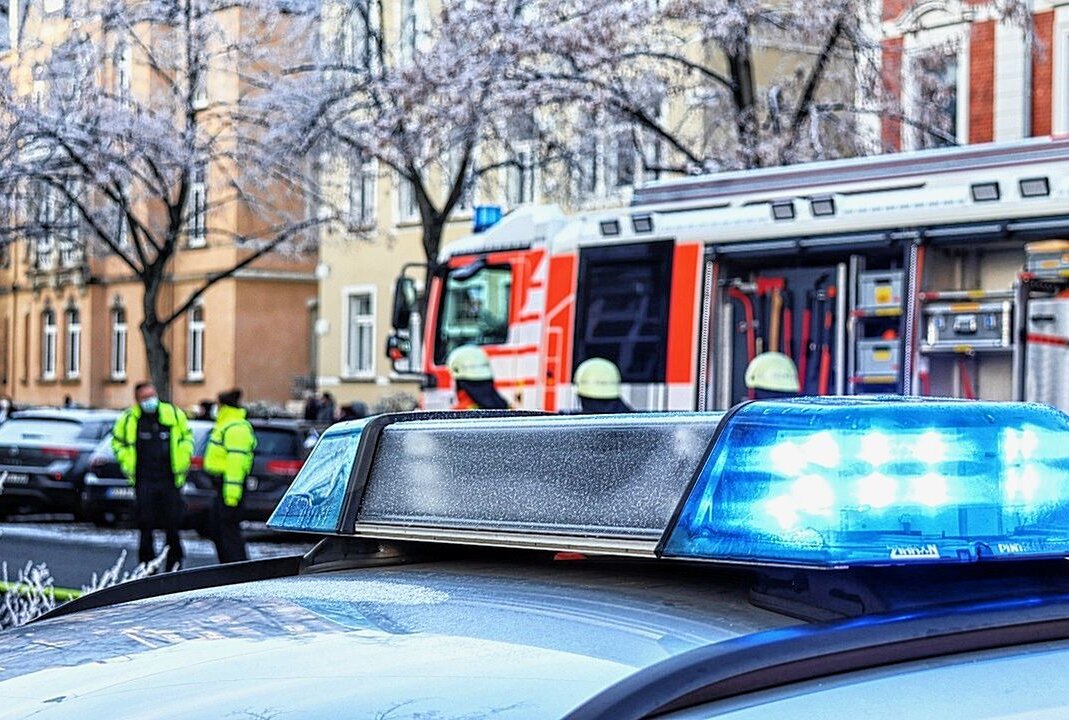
[112,381,193,571]
[744,351,802,400]
[447,345,509,410]
[574,358,634,413]
[203,388,257,563]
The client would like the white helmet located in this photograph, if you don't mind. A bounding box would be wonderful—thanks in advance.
[574,358,622,400]
[447,345,494,382]
[744,352,801,393]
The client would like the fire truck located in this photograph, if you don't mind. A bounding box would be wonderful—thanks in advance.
[387,137,1069,412]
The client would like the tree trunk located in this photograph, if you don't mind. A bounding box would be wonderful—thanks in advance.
[140,279,172,401]
[418,217,446,325]
[727,25,761,168]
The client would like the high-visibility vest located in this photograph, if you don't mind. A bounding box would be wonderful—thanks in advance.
[204,405,257,507]
[111,403,194,488]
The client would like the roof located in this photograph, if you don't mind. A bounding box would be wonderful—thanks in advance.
[0,559,794,718]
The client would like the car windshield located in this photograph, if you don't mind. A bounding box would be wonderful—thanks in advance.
[0,418,83,444]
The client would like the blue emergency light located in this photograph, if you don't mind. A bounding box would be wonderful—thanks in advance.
[269,399,1069,569]
[662,397,1069,567]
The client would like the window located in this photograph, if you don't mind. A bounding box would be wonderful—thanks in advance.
[187,304,205,380]
[35,184,56,271]
[59,181,80,268]
[349,157,377,227]
[396,175,419,223]
[506,113,537,207]
[573,241,673,383]
[41,308,57,380]
[343,288,375,378]
[344,1,375,69]
[114,40,132,103]
[399,0,418,62]
[193,72,208,108]
[64,307,80,379]
[434,265,511,364]
[577,111,662,200]
[188,164,207,247]
[912,46,959,148]
[110,306,127,380]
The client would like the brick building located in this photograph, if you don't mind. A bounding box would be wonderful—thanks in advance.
[882,0,1069,150]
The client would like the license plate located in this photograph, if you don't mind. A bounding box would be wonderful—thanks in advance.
[245,476,259,492]
[2,473,29,486]
[105,487,135,500]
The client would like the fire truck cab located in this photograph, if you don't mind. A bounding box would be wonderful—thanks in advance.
[389,137,1069,413]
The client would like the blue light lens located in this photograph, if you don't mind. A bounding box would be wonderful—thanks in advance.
[267,420,366,533]
[662,398,1069,567]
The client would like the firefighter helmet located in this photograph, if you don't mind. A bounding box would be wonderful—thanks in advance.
[447,345,494,382]
[744,352,801,393]
[575,358,623,400]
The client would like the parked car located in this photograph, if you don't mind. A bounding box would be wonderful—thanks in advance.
[80,420,214,527]
[0,409,120,517]
[183,419,319,525]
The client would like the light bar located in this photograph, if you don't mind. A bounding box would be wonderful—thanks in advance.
[661,398,1069,568]
[270,412,723,555]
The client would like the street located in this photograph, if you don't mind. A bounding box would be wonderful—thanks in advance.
[0,518,316,591]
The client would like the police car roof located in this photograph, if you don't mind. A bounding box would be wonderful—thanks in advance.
[1,556,793,719]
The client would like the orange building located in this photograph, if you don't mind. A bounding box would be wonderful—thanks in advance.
[0,0,317,411]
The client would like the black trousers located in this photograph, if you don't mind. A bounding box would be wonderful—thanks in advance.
[210,490,248,564]
[135,481,184,570]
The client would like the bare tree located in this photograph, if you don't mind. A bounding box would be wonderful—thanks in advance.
[277,0,565,274]
[0,0,325,399]
[526,0,1028,171]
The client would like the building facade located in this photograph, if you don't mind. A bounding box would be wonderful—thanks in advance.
[0,0,317,412]
[881,0,1069,150]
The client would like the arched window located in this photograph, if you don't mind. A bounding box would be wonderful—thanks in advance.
[41,308,57,380]
[110,305,127,380]
[65,306,81,379]
[187,304,205,380]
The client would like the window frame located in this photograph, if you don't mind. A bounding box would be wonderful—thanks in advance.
[187,163,208,248]
[348,156,377,228]
[342,285,377,380]
[41,308,57,381]
[186,304,205,381]
[902,24,970,150]
[64,306,81,379]
[59,180,80,268]
[110,305,127,381]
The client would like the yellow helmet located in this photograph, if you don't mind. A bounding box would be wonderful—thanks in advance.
[574,358,622,400]
[447,345,494,382]
[744,352,801,393]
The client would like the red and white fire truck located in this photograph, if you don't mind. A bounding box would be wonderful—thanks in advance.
[388,137,1069,412]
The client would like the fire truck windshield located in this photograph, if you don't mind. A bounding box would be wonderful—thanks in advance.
[434,263,512,364]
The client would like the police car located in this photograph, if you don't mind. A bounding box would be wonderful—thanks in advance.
[4,398,1069,718]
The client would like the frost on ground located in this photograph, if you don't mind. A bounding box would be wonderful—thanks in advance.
[0,548,168,630]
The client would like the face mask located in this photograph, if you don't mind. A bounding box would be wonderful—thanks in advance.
[140,397,160,413]
[210,404,219,419]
